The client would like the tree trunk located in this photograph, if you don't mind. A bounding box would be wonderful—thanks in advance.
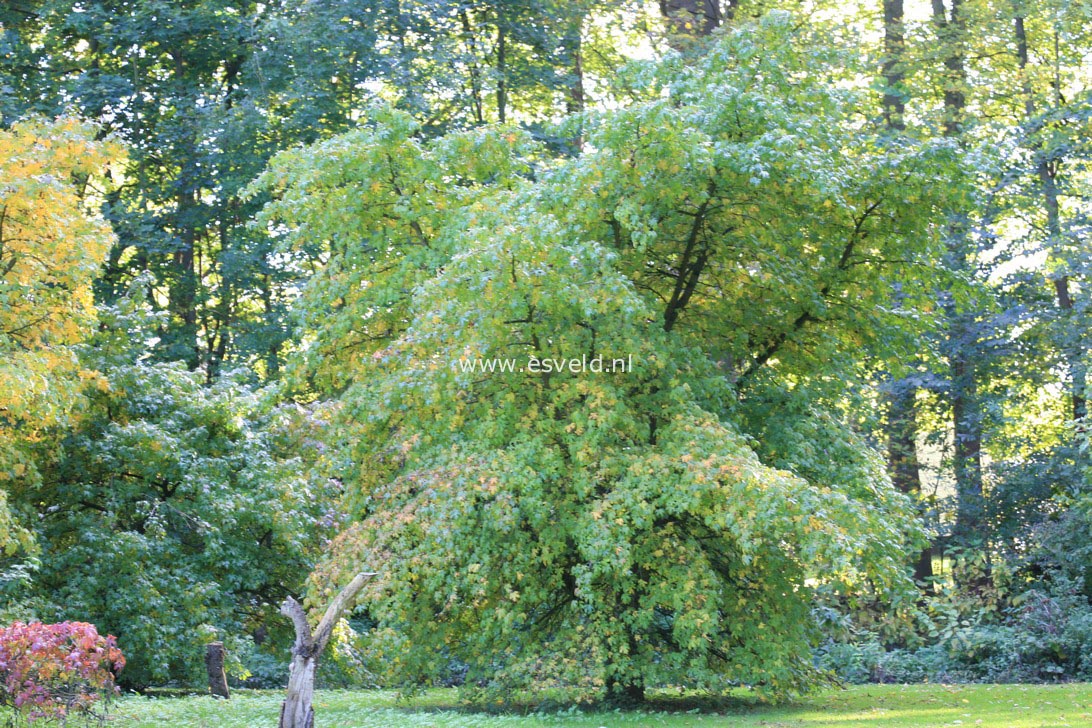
[881,0,906,130]
[562,11,586,152]
[880,0,932,586]
[459,10,485,125]
[278,572,375,728]
[495,21,506,124]
[931,0,984,544]
[205,642,230,699]
[280,655,318,728]
[659,0,722,44]
[1014,11,1087,426]
[885,385,933,584]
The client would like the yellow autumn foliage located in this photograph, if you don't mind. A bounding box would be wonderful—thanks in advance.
[0,117,120,551]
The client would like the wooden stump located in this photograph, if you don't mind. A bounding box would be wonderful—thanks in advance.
[205,642,230,699]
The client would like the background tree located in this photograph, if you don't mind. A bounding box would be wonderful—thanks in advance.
[0,118,118,557]
[9,297,340,687]
[0,0,642,382]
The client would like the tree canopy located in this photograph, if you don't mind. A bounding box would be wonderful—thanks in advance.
[254,14,970,699]
[0,118,118,556]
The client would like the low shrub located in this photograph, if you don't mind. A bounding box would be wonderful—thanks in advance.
[815,640,882,684]
[817,584,1092,685]
[0,621,125,724]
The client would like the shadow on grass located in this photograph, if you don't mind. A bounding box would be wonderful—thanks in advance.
[379,686,795,718]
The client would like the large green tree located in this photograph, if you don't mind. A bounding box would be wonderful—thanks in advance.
[258,14,962,701]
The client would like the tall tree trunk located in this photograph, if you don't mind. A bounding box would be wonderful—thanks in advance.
[1014,12,1087,425]
[261,272,282,379]
[882,0,906,130]
[279,573,375,728]
[659,0,722,43]
[886,384,933,584]
[459,10,485,124]
[932,0,984,543]
[171,185,200,370]
[932,0,966,138]
[880,0,932,584]
[562,11,586,152]
[495,21,506,124]
[168,51,201,370]
[564,26,584,116]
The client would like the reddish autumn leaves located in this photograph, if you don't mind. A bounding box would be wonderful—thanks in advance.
[0,621,125,722]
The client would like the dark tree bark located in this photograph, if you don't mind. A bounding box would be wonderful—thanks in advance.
[167,50,201,371]
[882,0,906,130]
[932,0,966,137]
[659,0,724,42]
[562,10,586,152]
[205,642,230,699]
[495,21,507,124]
[885,384,933,584]
[459,10,485,124]
[279,572,375,728]
[879,0,932,585]
[931,0,984,543]
[1014,12,1087,425]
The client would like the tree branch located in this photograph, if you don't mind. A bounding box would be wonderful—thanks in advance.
[280,597,314,655]
[311,572,377,655]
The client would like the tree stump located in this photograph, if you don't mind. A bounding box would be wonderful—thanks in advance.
[205,642,230,699]
[279,572,375,728]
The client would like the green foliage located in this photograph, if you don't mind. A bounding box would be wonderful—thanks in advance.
[1,0,1088,702]
[255,14,962,702]
[10,304,338,688]
[0,0,644,380]
[822,592,1092,686]
[820,544,1092,686]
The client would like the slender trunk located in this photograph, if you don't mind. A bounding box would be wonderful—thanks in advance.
[562,13,585,152]
[171,187,200,369]
[207,212,232,382]
[169,52,200,369]
[880,0,931,584]
[495,22,506,124]
[931,0,983,542]
[392,0,416,111]
[261,273,282,379]
[882,0,906,130]
[1054,277,1088,422]
[459,10,484,124]
[950,344,984,536]
[1014,12,1087,424]
[886,386,933,583]
[564,26,584,116]
[932,0,966,137]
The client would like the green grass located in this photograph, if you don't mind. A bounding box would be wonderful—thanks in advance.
[82,683,1090,727]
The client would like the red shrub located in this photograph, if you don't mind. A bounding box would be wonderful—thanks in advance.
[0,621,125,723]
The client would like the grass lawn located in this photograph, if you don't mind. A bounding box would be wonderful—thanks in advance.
[87,683,1092,727]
